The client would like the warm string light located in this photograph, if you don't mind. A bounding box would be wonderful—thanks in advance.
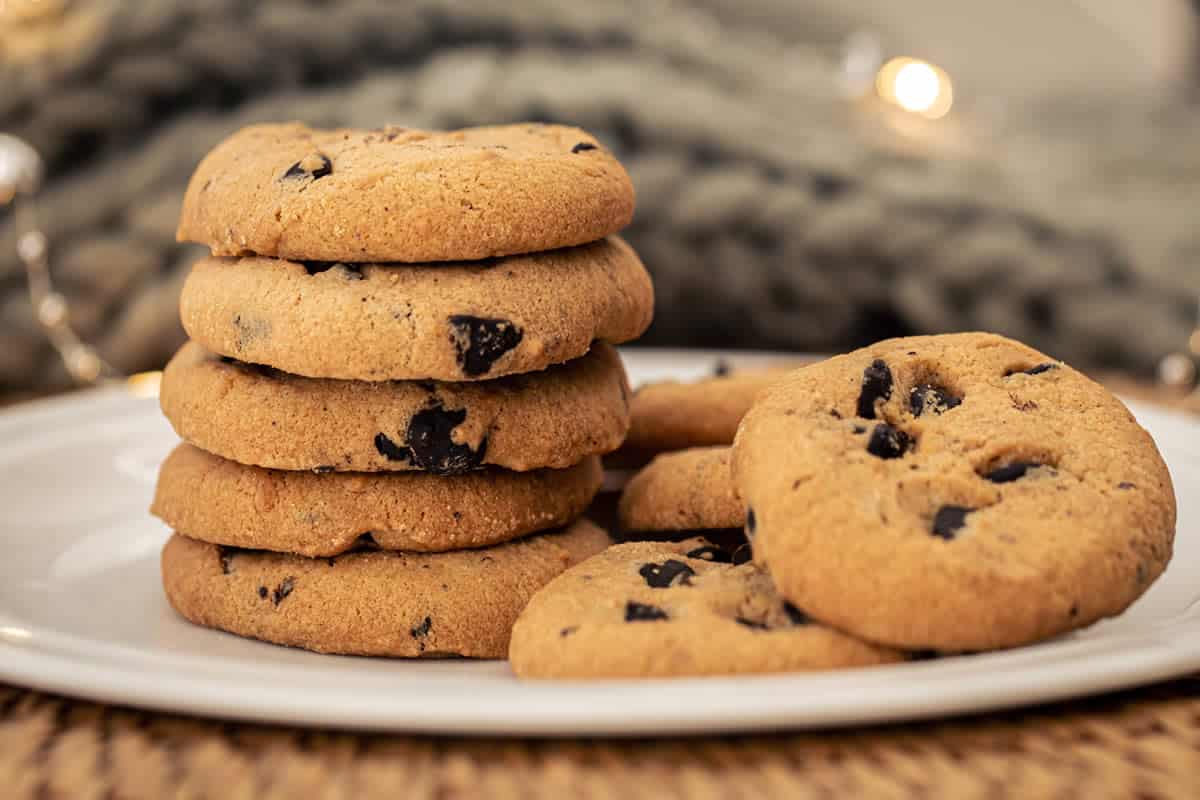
[875,57,954,119]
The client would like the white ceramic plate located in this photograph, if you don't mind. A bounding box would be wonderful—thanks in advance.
[1,348,1197,736]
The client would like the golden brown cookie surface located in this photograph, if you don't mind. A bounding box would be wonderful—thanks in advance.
[161,520,611,658]
[618,447,742,532]
[178,238,653,381]
[509,538,906,678]
[733,333,1176,651]
[152,444,602,556]
[177,123,635,262]
[160,341,630,473]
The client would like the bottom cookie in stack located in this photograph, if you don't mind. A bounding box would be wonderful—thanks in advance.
[153,445,610,658]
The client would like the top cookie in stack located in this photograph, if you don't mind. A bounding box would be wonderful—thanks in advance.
[154,122,652,658]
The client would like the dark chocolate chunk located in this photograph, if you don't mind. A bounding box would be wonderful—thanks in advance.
[448,315,523,377]
[405,404,487,475]
[735,617,769,630]
[856,359,893,419]
[866,423,912,459]
[931,506,973,540]
[271,577,295,605]
[624,602,669,622]
[281,153,332,181]
[1006,363,1059,377]
[257,586,268,599]
[571,142,598,153]
[983,462,1038,483]
[909,384,962,417]
[638,559,696,588]
[374,432,411,463]
[782,602,810,626]
[410,616,432,639]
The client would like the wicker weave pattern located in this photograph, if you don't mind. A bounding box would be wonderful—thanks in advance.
[2,680,1199,799]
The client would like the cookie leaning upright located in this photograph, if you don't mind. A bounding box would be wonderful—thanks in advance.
[732,332,1176,652]
[177,123,635,263]
[155,121,654,658]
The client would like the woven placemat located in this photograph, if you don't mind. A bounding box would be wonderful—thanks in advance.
[2,679,1199,798]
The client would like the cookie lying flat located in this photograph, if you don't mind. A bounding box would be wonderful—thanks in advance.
[179,237,653,381]
[152,444,602,556]
[613,364,798,465]
[733,332,1176,652]
[177,123,635,262]
[160,341,629,473]
[162,520,610,658]
[618,447,742,532]
[509,538,906,678]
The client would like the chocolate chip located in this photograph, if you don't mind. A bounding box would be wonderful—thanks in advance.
[410,616,432,639]
[984,462,1038,483]
[735,617,769,630]
[909,384,961,417]
[866,423,912,459]
[1006,363,1059,377]
[932,506,972,540]
[560,626,578,638]
[1118,481,1135,490]
[638,559,696,588]
[571,142,598,153]
[271,577,295,605]
[857,359,893,419]
[448,315,523,377]
[782,602,810,626]
[217,546,235,575]
[282,153,332,181]
[405,404,487,475]
[374,432,411,463]
[257,586,268,599]
[625,602,669,622]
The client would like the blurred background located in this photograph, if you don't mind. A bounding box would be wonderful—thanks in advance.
[2,0,1199,394]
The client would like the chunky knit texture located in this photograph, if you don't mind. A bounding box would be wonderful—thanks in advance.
[1,0,1196,389]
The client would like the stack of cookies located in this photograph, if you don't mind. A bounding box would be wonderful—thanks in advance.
[152,122,654,658]
[511,333,1176,678]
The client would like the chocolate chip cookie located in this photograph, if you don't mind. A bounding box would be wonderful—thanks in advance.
[161,519,611,658]
[733,332,1176,651]
[179,237,653,381]
[509,538,906,678]
[177,123,635,262]
[160,340,630,473]
[612,363,799,466]
[618,447,742,532]
[153,444,602,556]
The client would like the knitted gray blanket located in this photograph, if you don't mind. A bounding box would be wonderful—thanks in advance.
[1,0,1196,389]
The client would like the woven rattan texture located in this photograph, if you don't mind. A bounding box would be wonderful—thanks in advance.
[2,679,1199,799]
